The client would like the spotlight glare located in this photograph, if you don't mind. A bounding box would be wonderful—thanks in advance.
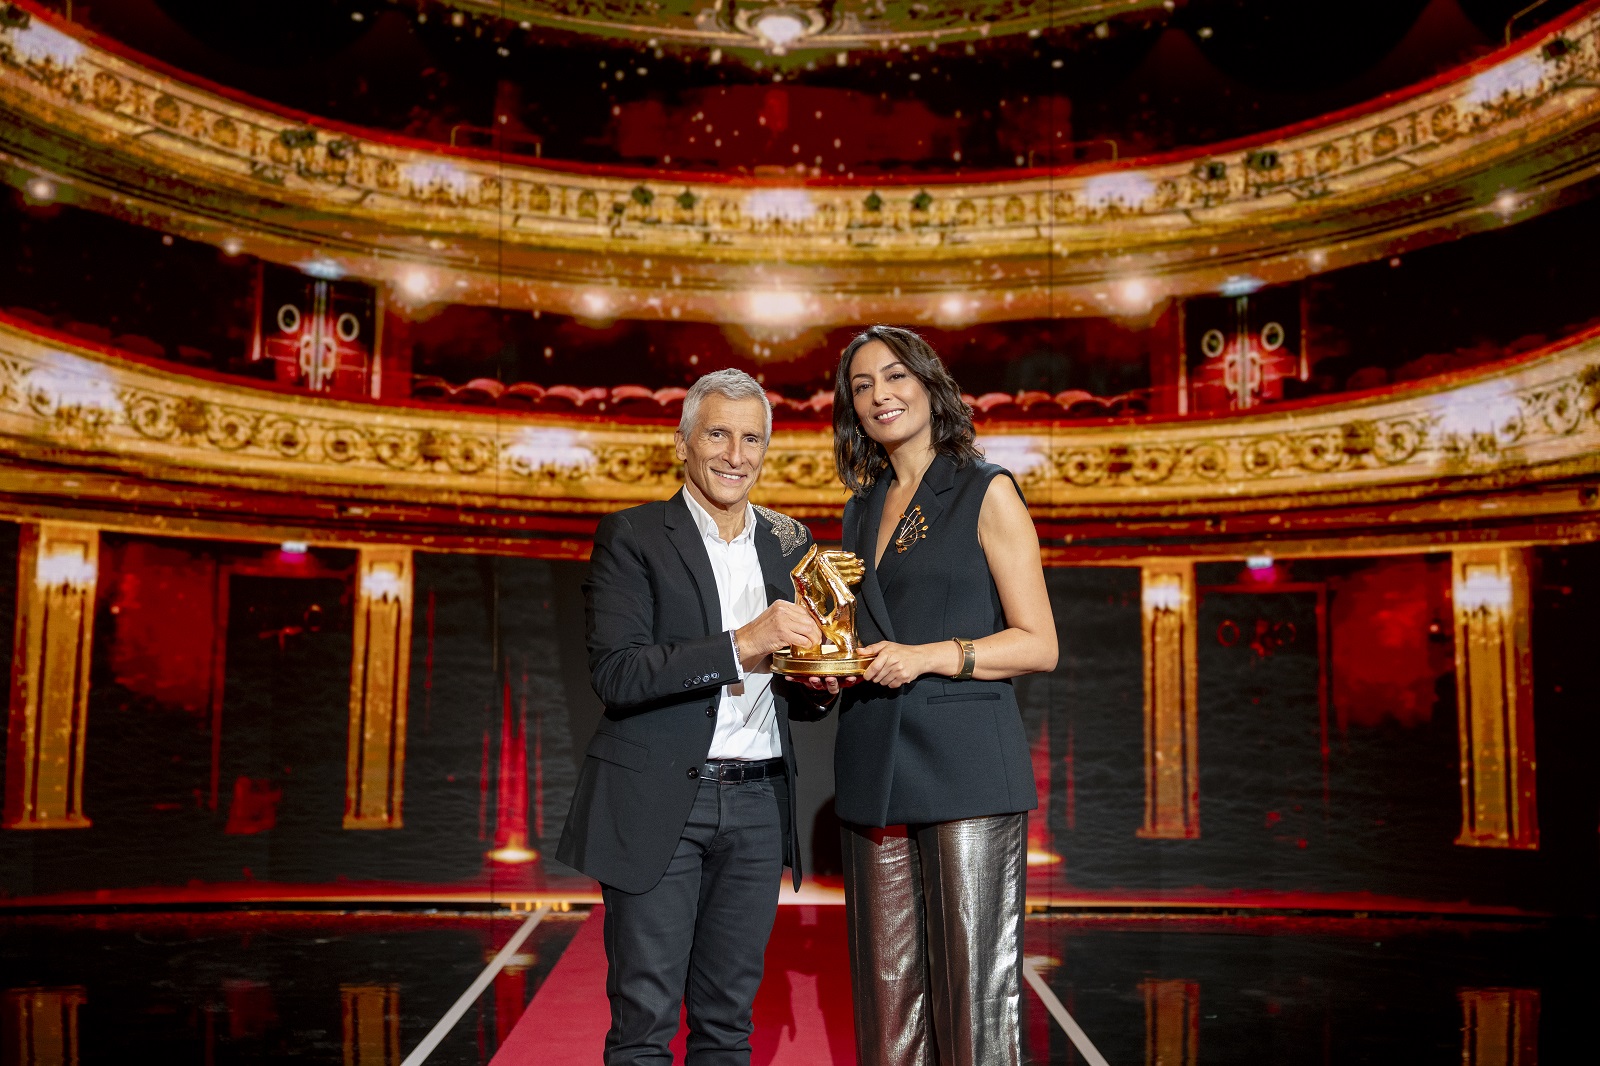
[581,291,613,318]
[221,237,243,257]
[24,177,55,202]
[1115,278,1152,312]
[400,269,432,299]
[754,12,808,52]
[747,290,806,323]
[1494,190,1518,216]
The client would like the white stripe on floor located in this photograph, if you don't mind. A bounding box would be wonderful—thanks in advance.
[400,907,550,1066]
[1023,956,1113,1066]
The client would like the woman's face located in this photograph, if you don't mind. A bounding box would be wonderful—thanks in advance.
[849,339,932,451]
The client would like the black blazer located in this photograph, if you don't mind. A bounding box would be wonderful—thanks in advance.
[555,491,820,894]
[833,455,1039,827]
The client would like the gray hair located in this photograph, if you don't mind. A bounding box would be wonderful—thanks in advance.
[679,368,772,440]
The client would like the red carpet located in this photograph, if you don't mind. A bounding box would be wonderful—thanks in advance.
[492,906,857,1065]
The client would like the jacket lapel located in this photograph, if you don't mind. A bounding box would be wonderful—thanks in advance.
[664,491,722,634]
[856,479,897,643]
[753,511,795,605]
[873,455,955,594]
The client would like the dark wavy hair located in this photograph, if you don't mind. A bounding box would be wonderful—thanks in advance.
[833,326,981,497]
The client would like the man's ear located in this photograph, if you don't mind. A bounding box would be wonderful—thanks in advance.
[673,430,687,462]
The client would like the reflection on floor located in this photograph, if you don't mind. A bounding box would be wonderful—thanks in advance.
[1,908,1591,1064]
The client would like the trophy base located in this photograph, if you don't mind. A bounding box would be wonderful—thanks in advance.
[772,649,875,678]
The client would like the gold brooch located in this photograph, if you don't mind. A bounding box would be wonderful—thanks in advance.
[893,505,927,553]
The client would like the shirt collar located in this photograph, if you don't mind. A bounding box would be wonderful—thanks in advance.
[681,487,756,547]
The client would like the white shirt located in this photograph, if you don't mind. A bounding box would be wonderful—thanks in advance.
[681,488,781,761]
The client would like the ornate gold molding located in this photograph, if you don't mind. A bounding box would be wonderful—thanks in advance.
[3,521,98,830]
[428,0,1170,50]
[1137,561,1199,840]
[3,3,1600,323]
[1451,547,1538,850]
[345,547,414,830]
[1,318,1599,516]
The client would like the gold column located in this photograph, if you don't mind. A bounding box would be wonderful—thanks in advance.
[1452,548,1538,849]
[2,987,86,1066]
[344,547,414,829]
[4,523,99,830]
[1460,988,1538,1066]
[340,985,400,1066]
[1141,979,1199,1066]
[1138,561,1200,839]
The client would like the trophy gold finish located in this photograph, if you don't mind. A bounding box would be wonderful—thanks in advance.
[772,544,876,677]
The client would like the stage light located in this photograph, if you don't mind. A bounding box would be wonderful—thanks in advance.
[24,177,54,203]
[302,258,343,280]
[580,290,612,318]
[1308,249,1327,269]
[746,188,815,224]
[1114,278,1152,313]
[221,237,243,257]
[1084,172,1154,208]
[1220,275,1263,297]
[362,563,406,603]
[1026,849,1063,867]
[1457,566,1511,611]
[1495,190,1518,216]
[976,435,1047,477]
[747,290,806,323]
[489,842,539,864]
[1246,555,1274,570]
[937,294,973,323]
[10,22,84,68]
[753,11,807,53]
[1143,573,1184,612]
[399,269,432,299]
[36,545,95,590]
[280,542,309,555]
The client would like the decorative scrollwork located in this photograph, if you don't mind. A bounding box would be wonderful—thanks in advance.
[1240,438,1283,477]
[1370,419,1425,465]
[1058,448,1107,486]
[205,406,256,450]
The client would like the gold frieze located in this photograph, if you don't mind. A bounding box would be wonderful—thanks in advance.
[4,3,1600,323]
[1,319,1599,517]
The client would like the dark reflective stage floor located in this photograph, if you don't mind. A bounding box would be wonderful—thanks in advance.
[1,908,1592,1064]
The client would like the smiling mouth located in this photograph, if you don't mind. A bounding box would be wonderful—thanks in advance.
[874,409,905,423]
[714,470,747,482]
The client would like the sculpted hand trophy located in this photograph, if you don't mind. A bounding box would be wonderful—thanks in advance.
[772,544,876,677]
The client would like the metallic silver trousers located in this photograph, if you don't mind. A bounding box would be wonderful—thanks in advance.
[841,813,1028,1066]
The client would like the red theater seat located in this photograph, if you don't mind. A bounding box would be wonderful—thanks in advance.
[456,378,505,405]
[62,321,113,345]
[410,376,452,400]
[174,345,214,366]
[499,382,545,409]
[5,306,55,328]
[115,334,167,359]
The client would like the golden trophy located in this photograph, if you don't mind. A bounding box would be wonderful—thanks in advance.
[773,544,876,677]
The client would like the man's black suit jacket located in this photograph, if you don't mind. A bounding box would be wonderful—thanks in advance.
[555,491,820,895]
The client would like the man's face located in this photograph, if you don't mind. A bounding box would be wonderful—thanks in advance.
[675,393,769,512]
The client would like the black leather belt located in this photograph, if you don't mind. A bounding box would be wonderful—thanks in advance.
[697,757,786,783]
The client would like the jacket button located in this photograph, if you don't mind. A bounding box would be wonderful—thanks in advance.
[706,707,715,717]
[686,767,699,779]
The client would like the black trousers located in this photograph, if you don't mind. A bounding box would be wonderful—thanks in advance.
[601,774,784,1066]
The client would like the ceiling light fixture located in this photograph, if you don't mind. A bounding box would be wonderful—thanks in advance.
[754,11,807,53]
[728,3,829,55]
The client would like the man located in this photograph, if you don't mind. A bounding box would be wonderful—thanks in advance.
[557,368,828,1066]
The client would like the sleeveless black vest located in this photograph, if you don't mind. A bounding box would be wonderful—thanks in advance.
[834,455,1039,827]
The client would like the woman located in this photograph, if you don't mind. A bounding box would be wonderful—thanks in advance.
[824,325,1057,1066]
